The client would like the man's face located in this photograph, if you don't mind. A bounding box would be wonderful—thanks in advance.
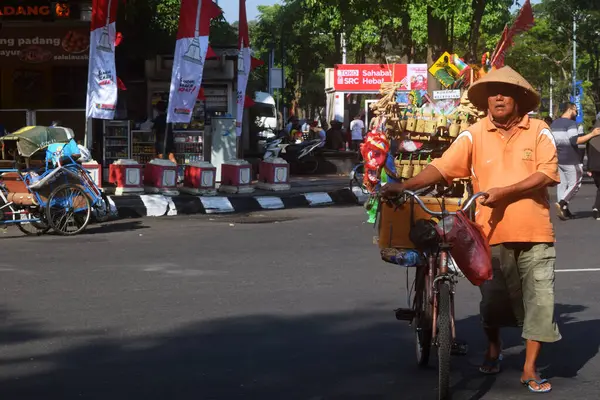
[486,83,519,121]
[568,106,578,120]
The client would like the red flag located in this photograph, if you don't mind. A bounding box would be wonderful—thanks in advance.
[251,56,264,69]
[176,0,222,40]
[197,87,206,100]
[206,45,218,59]
[244,95,255,108]
[90,0,118,30]
[238,0,250,49]
[491,0,534,68]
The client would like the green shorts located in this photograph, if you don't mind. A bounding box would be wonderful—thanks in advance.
[479,243,562,343]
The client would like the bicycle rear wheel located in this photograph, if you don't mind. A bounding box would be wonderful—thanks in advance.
[437,281,452,400]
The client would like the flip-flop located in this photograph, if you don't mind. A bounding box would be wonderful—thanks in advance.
[521,378,552,393]
[479,353,503,375]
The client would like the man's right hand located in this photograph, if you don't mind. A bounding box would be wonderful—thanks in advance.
[380,182,405,200]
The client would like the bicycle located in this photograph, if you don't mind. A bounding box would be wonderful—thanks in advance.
[380,189,487,400]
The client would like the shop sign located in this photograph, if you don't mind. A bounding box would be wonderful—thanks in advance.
[0,27,89,65]
[333,63,428,92]
[0,3,71,19]
[432,90,461,100]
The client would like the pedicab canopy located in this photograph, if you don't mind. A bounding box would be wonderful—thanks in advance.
[0,126,75,158]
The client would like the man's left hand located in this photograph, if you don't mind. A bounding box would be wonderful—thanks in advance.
[479,187,509,208]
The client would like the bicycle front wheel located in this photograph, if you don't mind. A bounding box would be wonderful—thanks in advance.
[437,281,452,400]
[414,270,432,367]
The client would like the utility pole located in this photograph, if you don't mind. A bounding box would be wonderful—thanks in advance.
[341,32,347,64]
[550,74,553,118]
[572,15,577,97]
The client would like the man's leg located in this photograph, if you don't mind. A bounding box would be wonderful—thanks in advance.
[592,172,600,219]
[561,164,583,215]
[555,165,569,219]
[479,244,522,373]
[517,243,561,391]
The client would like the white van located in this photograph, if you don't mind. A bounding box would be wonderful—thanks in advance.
[254,91,278,138]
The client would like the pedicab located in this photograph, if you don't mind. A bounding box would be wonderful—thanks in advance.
[0,126,111,236]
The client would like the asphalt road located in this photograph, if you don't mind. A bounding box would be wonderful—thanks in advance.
[1,184,600,400]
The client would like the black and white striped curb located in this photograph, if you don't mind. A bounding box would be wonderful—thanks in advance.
[107,187,369,218]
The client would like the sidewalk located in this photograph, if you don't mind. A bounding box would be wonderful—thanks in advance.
[107,175,368,218]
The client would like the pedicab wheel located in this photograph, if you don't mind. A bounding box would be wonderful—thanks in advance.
[45,184,91,236]
[17,210,50,236]
[437,281,452,400]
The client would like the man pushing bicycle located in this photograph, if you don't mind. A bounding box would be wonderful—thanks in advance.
[382,66,561,394]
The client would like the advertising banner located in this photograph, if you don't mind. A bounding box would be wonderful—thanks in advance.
[166,0,222,124]
[85,0,119,120]
[0,27,90,65]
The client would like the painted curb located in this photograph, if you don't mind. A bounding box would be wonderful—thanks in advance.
[107,187,367,218]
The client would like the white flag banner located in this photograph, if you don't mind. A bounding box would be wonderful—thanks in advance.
[167,35,209,124]
[235,46,251,137]
[85,0,119,120]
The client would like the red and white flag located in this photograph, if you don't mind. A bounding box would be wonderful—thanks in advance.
[86,0,120,119]
[235,0,251,136]
[167,0,222,123]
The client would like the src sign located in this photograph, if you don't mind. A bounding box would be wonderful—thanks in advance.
[333,63,428,92]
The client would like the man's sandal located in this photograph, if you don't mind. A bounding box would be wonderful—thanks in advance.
[479,353,503,375]
[521,378,552,393]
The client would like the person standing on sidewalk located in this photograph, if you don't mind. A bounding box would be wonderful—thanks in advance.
[350,114,365,151]
[586,119,600,219]
[550,102,600,220]
[381,66,561,393]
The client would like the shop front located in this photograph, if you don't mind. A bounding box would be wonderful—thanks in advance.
[0,1,92,139]
[143,49,237,165]
[325,63,428,128]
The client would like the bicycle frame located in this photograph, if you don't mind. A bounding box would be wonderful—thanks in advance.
[399,190,487,344]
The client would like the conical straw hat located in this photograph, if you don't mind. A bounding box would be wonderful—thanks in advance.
[467,66,540,114]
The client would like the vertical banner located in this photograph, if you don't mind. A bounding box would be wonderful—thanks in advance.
[236,0,251,137]
[167,0,222,123]
[570,80,584,125]
[86,0,119,120]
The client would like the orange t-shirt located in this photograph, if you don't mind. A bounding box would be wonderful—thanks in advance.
[430,115,559,245]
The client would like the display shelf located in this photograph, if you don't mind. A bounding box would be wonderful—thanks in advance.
[173,130,203,165]
[131,130,156,164]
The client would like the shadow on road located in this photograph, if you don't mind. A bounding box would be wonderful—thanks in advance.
[83,220,150,235]
[0,304,596,400]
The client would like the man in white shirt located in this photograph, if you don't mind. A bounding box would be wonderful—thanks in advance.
[350,114,365,151]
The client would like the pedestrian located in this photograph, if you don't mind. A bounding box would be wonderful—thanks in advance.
[550,102,600,220]
[153,101,176,164]
[326,120,344,150]
[585,119,600,219]
[310,121,326,147]
[350,114,365,151]
[382,66,561,393]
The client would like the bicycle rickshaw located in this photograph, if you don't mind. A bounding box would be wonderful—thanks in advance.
[0,126,111,236]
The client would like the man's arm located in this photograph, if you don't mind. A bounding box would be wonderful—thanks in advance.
[381,132,472,198]
[574,127,600,145]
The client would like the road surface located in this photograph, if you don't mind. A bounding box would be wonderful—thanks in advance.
[1,184,600,399]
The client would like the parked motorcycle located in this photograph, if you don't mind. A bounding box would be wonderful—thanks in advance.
[263,137,322,174]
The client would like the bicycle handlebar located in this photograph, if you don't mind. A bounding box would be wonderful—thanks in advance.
[385,190,488,217]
